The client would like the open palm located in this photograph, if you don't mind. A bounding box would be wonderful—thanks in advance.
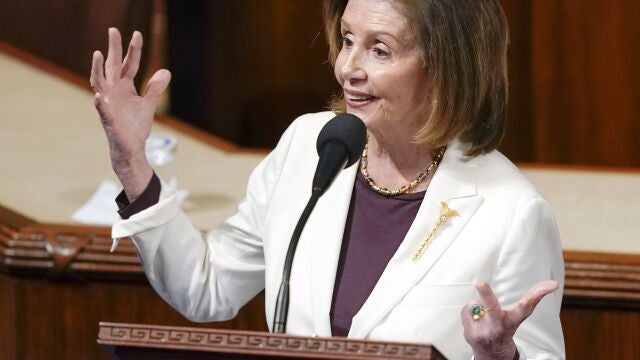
[90,28,170,199]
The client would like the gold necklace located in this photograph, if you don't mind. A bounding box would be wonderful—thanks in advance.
[360,139,446,197]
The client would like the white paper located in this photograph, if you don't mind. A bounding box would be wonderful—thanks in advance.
[71,180,121,225]
[72,180,189,226]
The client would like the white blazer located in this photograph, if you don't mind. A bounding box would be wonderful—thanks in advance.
[112,111,565,360]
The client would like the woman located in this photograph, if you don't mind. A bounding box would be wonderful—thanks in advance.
[90,0,564,359]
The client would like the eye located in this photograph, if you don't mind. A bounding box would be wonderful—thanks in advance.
[373,46,390,59]
[341,35,354,49]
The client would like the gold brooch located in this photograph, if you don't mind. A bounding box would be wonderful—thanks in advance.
[411,202,460,262]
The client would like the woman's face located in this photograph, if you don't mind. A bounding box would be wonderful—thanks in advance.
[335,0,432,134]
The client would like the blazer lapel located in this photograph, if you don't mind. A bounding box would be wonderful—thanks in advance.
[349,140,484,338]
[308,162,358,336]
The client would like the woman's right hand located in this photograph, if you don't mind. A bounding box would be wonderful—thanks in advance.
[90,28,171,201]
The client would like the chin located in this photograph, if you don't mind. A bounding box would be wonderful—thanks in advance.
[350,112,388,133]
[347,112,371,129]
[345,108,372,125]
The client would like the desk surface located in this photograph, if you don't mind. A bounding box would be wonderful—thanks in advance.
[0,49,263,231]
[1,46,639,254]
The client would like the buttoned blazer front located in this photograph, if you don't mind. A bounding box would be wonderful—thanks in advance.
[112,111,565,360]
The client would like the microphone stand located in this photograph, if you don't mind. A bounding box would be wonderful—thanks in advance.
[272,188,321,333]
[272,143,349,333]
[270,113,365,333]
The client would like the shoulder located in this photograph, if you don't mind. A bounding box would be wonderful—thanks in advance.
[469,148,543,205]
[445,142,552,223]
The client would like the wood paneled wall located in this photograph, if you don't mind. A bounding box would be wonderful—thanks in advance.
[0,0,155,89]
[2,0,637,165]
[167,0,640,165]
[561,306,640,359]
[167,0,339,148]
[502,0,640,167]
[528,0,640,166]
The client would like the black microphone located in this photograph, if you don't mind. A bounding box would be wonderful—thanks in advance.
[313,113,367,194]
[272,113,366,334]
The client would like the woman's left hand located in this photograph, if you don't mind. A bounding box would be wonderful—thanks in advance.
[461,280,559,360]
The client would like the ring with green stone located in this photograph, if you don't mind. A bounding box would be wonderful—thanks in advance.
[469,303,486,321]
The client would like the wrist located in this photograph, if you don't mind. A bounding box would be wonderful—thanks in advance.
[472,339,517,360]
[111,155,153,202]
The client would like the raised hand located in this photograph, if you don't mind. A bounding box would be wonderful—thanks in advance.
[461,280,560,360]
[90,28,171,201]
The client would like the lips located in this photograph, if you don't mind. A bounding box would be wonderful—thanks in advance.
[347,93,373,100]
[344,89,377,107]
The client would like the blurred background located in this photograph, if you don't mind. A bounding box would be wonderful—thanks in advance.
[1,1,639,359]
[1,0,638,165]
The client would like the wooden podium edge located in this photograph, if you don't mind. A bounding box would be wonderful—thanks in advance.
[563,250,640,309]
[97,322,445,360]
[1,205,640,307]
[0,212,145,281]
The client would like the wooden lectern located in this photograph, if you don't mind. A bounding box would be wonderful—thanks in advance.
[98,322,446,359]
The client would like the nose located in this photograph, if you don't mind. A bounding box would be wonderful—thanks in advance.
[340,49,366,83]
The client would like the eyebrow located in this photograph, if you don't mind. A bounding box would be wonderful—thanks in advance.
[340,19,401,43]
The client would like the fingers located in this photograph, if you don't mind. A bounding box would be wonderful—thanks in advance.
[90,51,106,92]
[462,283,515,353]
[93,92,110,124]
[122,31,143,80]
[461,302,510,351]
[476,282,502,319]
[503,280,559,329]
[144,69,171,104]
[105,27,123,82]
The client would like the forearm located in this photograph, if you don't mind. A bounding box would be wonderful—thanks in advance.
[132,210,238,321]
[113,179,267,322]
[112,178,221,319]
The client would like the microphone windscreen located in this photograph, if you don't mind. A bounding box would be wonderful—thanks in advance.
[316,113,366,168]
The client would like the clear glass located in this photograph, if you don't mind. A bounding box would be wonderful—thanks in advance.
[145,132,178,190]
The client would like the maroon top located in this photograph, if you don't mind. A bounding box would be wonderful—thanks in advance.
[329,171,424,336]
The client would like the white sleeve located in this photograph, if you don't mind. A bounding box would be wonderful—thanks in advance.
[492,197,566,359]
[110,119,300,322]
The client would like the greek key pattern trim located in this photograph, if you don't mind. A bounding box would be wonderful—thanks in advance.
[98,323,438,359]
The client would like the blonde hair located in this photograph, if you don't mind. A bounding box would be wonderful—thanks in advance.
[323,0,509,156]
